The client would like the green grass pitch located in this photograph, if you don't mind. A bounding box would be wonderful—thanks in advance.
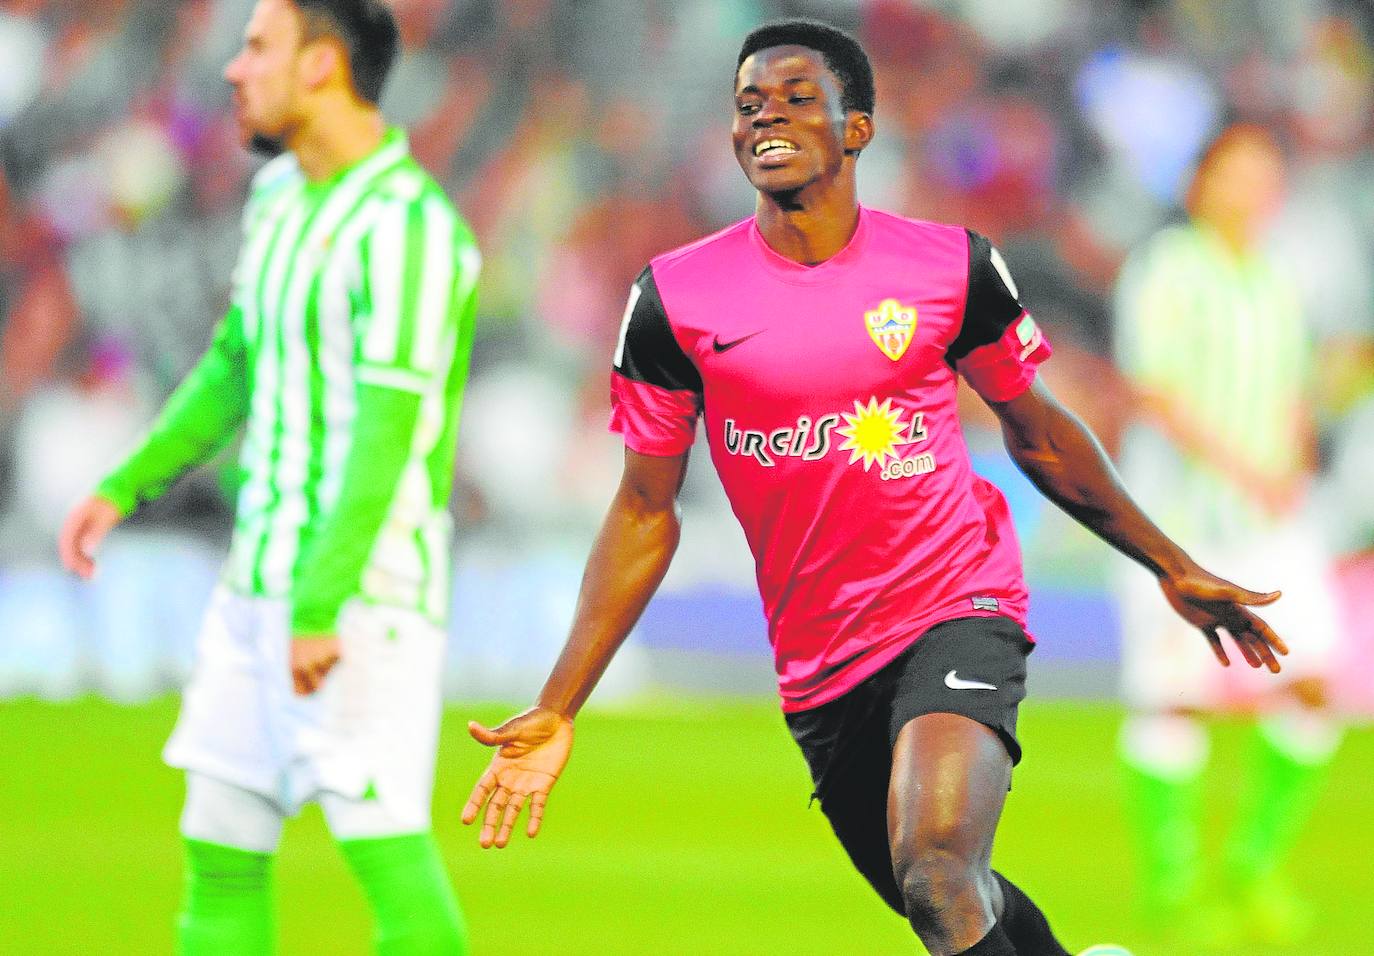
[2,697,1369,954]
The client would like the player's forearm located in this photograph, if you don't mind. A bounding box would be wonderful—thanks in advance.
[290,384,420,634]
[96,318,249,515]
[536,491,681,718]
[1000,396,1193,580]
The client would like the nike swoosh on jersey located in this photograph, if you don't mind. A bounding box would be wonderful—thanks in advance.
[944,670,998,691]
[711,330,765,353]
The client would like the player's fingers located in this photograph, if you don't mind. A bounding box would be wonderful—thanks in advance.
[1201,626,1229,667]
[76,511,119,576]
[1230,629,1263,669]
[461,771,496,825]
[496,793,526,848]
[527,792,548,838]
[1240,627,1282,674]
[67,547,95,578]
[1247,614,1289,658]
[314,655,339,682]
[294,661,321,696]
[57,516,94,577]
[481,787,510,849]
[1257,638,1282,674]
[78,526,103,557]
[56,521,78,571]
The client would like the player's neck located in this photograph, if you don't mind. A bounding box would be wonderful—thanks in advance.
[754,183,861,266]
[289,98,387,183]
[1195,207,1260,261]
[1210,221,1256,259]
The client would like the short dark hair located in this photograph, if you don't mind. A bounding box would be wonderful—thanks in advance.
[737,18,875,116]
[293,0,399,105]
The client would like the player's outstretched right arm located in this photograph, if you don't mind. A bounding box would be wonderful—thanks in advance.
[991,376,1287,672]
[57,307,250,578]
[462,447,688,848]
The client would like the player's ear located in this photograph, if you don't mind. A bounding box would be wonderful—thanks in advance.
[843,112,874,158]
[298,37,339,92]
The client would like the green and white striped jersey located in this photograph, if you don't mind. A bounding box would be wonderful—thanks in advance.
[1114,222,1311,543]
[99,129,480,629]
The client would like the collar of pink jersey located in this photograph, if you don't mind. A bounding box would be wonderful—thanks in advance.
[747,205,872,285]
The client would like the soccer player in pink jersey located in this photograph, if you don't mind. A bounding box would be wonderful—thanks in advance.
[461,19,1287,956]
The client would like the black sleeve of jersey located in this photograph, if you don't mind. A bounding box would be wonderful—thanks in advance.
[614,265,703,393]
[945,229,1026,365]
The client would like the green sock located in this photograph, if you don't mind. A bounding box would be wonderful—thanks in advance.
[338,832,468,955]
[1121,758,1204,919]
[1225,719,1338,887]
[177,838,275,955]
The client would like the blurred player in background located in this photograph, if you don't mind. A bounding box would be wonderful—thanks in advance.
[57,1,479,952]
[462,20,1286,956]
[1114,123,1344,948]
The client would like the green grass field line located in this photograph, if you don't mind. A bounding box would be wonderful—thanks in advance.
[1,698,1369,955]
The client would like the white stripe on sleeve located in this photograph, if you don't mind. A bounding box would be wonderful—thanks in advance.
[362,202,407,366]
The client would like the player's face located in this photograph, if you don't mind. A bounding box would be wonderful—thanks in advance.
[733,46,857,196]
[1196,133,1286,237]
[223,0,308,153]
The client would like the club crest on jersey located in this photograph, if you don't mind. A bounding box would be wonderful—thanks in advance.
[864,299,918,361]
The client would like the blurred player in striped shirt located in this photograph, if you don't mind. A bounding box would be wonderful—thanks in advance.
[58,1,478,952]
[1114,123,1344,948]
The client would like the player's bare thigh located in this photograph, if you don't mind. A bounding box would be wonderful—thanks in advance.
[887,713,1010,952]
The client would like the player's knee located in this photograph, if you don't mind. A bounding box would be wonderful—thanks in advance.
[892,843,980,926]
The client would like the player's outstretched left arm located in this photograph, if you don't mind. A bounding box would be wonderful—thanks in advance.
[988,376,1288,672]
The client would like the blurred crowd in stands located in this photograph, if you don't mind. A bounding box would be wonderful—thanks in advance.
[0,0,1372,698]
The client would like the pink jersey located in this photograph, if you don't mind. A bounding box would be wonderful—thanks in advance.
[610,207,1052,711]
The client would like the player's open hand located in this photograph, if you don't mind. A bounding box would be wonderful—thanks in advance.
[57,495,122,579]
[290,635,341,695]
[1158,567,1287,672]
[463,707,573,849]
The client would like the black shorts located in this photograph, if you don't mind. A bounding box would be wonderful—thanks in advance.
[783,615,1032,914]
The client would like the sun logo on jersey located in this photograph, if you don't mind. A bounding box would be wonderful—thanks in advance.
[837,397,908,470]
[864,299,918,361]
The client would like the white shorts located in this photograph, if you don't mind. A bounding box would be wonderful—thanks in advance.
[164,586,446,832]
[1118,520,1343,712]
